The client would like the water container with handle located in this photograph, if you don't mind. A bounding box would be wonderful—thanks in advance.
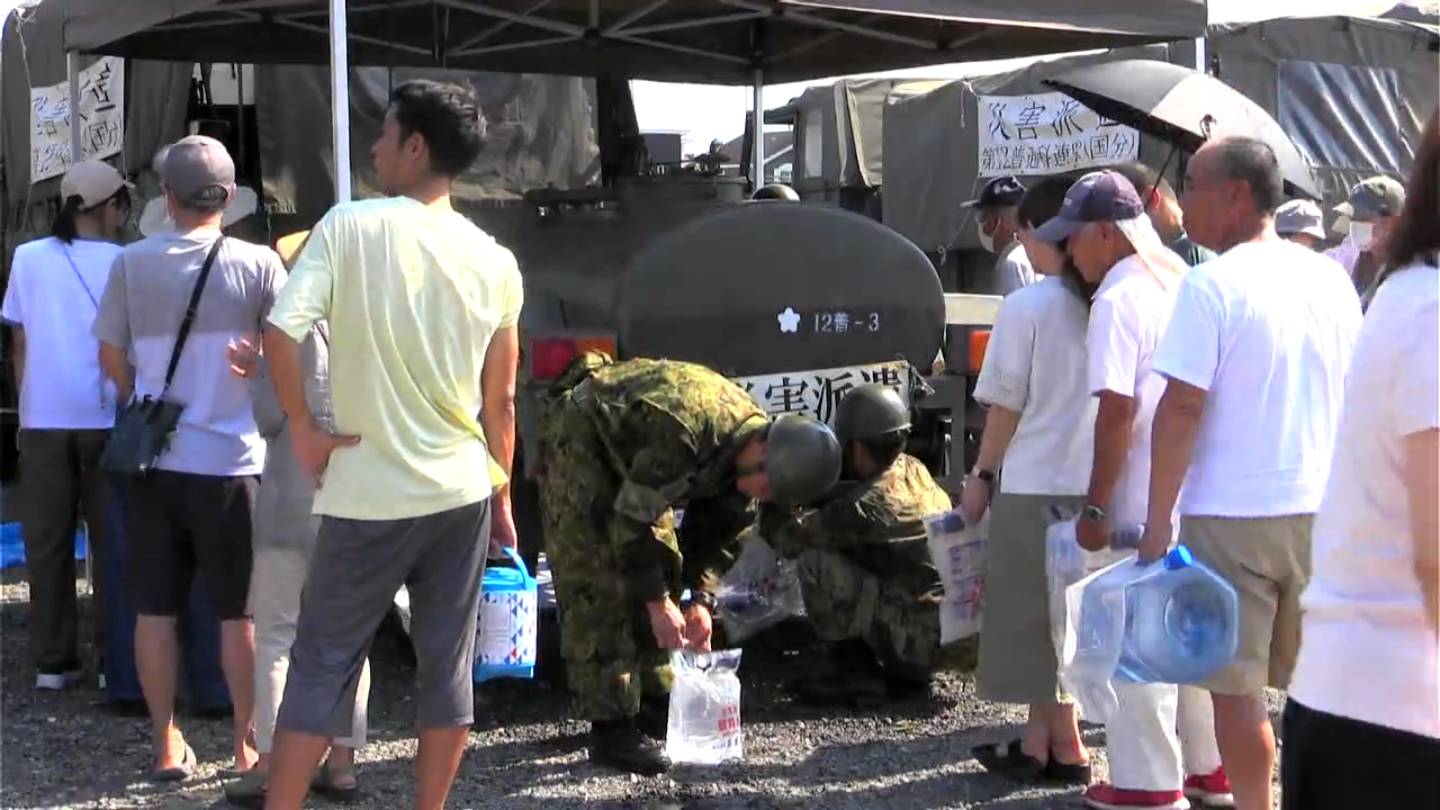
[473,547,538,683]
[1060,545,1238,722]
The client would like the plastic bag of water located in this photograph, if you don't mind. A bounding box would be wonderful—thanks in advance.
[665,649,744,765]
[924,508,989,644]
[1060,546,1238,723]
[1044,508,1141,663]
[716,535,806,643]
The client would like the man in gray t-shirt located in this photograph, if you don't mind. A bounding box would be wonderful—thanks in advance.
[95,135,284,780]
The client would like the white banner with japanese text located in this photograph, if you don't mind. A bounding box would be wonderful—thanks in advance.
[30,57,125,183]
[976,91,1139,178]
[732,361,911,426]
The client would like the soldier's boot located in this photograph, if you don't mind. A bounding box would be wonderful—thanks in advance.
[636,694,670,741]
[589,718,671,776]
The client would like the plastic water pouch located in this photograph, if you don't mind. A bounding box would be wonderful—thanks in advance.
[717,533,806,644]
[473,547,538,683]
[924,509,989,644]
[666,648,744,765]
[1044,508,1135,665]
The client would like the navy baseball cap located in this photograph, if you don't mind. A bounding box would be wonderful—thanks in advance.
[962,175,1026,209]
[1033,170,1145,242]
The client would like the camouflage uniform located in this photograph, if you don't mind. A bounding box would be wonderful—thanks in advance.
[538,356,766,721]
[760,454,965,676]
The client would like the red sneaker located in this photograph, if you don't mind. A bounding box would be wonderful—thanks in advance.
[1083,783,1190,810]
[1184,768,1236,807]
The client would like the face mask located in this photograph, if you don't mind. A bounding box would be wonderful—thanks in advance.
[1348,221,1376,251]
[977,219,996,254]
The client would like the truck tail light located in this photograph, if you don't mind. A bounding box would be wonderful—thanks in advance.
[968,329,991,375]
[528,335,618,381]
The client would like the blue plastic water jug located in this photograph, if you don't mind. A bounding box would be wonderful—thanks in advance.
[1061,545,1238,721]
[473,547,538,683]
[1118,546,1239,684]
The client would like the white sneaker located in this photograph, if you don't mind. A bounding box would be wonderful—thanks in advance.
[35,670,83,691]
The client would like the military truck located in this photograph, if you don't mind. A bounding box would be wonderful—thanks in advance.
[506,164,1000,559]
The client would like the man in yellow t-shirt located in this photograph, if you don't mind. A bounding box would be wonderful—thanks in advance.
[261,79,521,810]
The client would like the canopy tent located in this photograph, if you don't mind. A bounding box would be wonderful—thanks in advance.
[58,0,1206,202]
[61,0,1207,85]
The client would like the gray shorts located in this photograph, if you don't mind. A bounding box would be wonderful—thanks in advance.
[276,500,490,737]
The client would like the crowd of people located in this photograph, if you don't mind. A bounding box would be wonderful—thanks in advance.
[1,75,1435,810]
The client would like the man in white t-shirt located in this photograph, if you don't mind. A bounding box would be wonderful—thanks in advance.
[1038,170,1227,810]
[1143,137,1363,810]
[962,175,1036,295]
[1,160,129,691]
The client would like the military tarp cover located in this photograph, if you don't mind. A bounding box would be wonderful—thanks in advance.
[59,0,1206,84]
[882,15,1440,253]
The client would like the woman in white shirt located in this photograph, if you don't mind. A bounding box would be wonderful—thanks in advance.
[1283,110,1440,809]
[965,176,1098,783]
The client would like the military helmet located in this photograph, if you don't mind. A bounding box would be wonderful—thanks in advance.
[763,414,841,505]
[834,383,911,443]
[752,183,799,202]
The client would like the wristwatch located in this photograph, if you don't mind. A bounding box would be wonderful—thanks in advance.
[970,467,997,485]
[1081,504,1108,522]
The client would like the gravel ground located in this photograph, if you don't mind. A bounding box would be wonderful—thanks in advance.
[1,572,1283,809]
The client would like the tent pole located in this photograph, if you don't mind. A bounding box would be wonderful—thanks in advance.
[1194,35,1206,75]
[68,52,82,166]
[751,67,764,188]
[329,0,352,203]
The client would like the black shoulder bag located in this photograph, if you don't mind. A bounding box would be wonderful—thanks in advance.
[101,237,225,476]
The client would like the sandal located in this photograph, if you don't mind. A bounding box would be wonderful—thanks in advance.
[223,768,269,808]
[312,760,360,802]
[152,741,197,783]
[973,739,1092,785]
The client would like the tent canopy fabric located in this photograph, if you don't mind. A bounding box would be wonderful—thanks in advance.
[880,15,1439,252]
[60,0,1207,84]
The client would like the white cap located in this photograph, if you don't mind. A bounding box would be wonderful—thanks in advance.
[1274,199,1326,241]
[60,160,132,208]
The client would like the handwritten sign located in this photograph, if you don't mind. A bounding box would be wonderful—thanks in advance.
[30,57,125,183]
[732,361,910,425]
[976,91,1138,177]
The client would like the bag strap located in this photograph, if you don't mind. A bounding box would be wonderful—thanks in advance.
[161,237,225,396]
[61,246,102,310]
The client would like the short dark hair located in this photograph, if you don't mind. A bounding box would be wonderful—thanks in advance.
[1111,160,1176,206]
[1210,136,1285,213]
[1017,175,1076,229]
[390,79,487,178]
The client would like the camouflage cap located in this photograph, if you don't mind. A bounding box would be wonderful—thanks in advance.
[1333,175,1405,222]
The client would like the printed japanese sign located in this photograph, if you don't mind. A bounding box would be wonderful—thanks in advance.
[30,57,125,183]
[976,91,1139,177]
[732,361,910,425]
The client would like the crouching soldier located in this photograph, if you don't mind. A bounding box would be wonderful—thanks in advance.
[760,383,960,705]
[538,352,841,775]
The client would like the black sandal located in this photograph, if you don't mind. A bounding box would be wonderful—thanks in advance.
[972,739,1092,785]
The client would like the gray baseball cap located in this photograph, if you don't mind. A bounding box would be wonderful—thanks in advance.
[1333,175,1405,222]
[162,135,235,208]
[1274,199,1326,240]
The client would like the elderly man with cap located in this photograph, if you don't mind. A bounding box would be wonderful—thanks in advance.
[759,383,956,707]
[2,160,130,693]
[1326,175,1406,300]
[963,175,1035,295]
[1035,170,1229,810]
[1274,199,1329,252]
[538,353,842,775]
[95,135,286,780]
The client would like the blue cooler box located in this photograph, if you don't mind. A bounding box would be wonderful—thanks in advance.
[473,547,538,683]
[102,485,231,712]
